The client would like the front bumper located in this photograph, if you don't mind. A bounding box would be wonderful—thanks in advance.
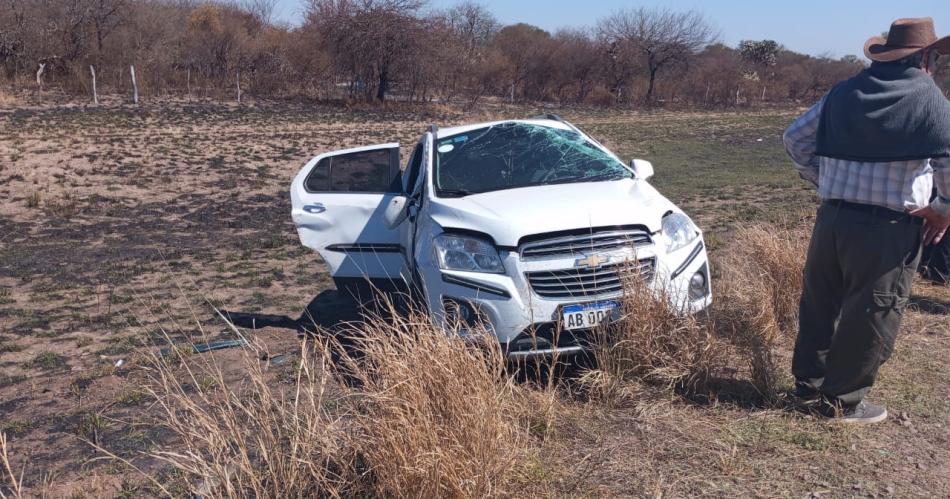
[420,240,712,357]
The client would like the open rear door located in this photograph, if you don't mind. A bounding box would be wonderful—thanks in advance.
[291,143,405,288]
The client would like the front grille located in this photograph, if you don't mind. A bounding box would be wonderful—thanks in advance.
[520,229,652,259]
[525,258,656,299]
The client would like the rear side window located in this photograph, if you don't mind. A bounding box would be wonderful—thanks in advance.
[305,148,398,193]
[305,158,330,191]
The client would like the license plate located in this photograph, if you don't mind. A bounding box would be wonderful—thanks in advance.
[561,301,619,330]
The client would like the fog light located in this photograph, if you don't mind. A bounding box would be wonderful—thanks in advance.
[443,298,478,326]
[688,270,708,300]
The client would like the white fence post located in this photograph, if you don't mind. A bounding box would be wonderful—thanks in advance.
[36,63,46,88]
[130,65,139,105]
[90,65,99,104]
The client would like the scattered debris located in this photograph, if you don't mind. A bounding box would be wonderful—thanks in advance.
[266,353,297,366]
[160,339,248,357]
[896,411,912,428]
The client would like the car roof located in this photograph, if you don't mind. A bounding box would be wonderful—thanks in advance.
[434,119,572,140]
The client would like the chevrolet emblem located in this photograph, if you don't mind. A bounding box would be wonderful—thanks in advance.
[575,254,608,269]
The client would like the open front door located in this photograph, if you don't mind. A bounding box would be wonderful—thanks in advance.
[290,143,405,288]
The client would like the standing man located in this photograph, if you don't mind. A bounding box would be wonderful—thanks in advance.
[783,18,950,424]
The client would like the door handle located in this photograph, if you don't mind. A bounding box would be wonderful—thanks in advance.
[303,204,326,214]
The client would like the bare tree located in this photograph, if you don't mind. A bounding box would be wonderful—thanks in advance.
[446,1,498,53]
[491,23,553,102]
[0,0,28,81]
[600,7,717,103]
[438,2,498,99]
[243,0,278,25]
[306,0,425,101]
[0,0,883,106]
[90,0,127,55]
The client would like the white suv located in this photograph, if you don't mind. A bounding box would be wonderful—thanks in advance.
[290,117,711,357]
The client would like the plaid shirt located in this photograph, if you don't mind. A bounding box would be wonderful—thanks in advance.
[783,96,950,217]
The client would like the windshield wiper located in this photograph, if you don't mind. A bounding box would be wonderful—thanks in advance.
[437,189,473,198]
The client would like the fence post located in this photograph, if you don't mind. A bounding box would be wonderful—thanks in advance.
[90,65,99,105]
[36,63,46,88]
[130,65,139,105]
[236,70,242,104]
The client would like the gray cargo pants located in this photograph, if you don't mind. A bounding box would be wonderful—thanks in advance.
[793,200,923,406]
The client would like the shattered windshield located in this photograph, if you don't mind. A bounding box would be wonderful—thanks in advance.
[434,123,632,197]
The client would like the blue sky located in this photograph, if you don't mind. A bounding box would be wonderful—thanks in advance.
[272,0,949,59]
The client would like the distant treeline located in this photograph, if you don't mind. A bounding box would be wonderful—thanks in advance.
[2,0,947,107]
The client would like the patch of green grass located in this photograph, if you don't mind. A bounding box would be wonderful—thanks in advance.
[24,351,68,371]
[1,419,33,437]
[728,416,850,454]
[75,411,109,443]
[117,389,149,406]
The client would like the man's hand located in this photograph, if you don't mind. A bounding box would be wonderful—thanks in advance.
[909,206,950,245]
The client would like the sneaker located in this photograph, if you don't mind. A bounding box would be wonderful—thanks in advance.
[830,400,888,424]
[793,381,820,401]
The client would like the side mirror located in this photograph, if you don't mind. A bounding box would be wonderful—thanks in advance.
[630,159,654,180]
[382,195,410,229]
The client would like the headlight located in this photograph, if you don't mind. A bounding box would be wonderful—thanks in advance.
[433,234,505,273]
[662,212,699,252]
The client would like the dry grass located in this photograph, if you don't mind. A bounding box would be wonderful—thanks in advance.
[712,223,810,397]
[583,273,724,403]
[143,338,358,498]
[336,303,529,498]
[140,299,533,498]
[0,432,23,499]
[582,222,810,405]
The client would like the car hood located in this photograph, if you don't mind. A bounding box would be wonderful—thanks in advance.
[428,178,675,247]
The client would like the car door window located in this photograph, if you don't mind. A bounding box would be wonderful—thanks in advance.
[305,148,399,193]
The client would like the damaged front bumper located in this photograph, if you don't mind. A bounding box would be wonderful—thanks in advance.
[421,240,712,357]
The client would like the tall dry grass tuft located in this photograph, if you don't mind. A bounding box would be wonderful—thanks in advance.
[0,432,23,499]
[143,298,531,498]
[712,223,810,396]
[336,302,528,498]
[144,337,360,498]
[585,272,724,401]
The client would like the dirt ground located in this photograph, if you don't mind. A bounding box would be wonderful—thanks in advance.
[1,99,948,497]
